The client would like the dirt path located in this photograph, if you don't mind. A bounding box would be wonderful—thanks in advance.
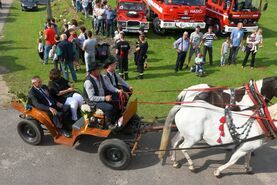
[0,0,14,107]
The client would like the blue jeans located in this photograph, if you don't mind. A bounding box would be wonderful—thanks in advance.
[44,44,53,64]
[106,19,114,37]
[61,60,77,81]
[96,18,105,36]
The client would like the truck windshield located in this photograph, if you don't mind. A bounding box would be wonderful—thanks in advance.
[118,2,143,11]
[165,0,205,6]
[232,0,261,11]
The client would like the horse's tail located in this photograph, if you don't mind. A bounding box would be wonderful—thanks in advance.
[158,105,182,159]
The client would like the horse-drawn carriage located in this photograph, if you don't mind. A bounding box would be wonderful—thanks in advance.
[12,77,277,177]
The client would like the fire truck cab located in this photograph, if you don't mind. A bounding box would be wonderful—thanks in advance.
[116,0,149,33]
[205,0,267,34]
[144,0,206,34]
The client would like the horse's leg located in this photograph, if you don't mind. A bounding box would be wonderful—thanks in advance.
[214,149,247,177]
[179,140,195,171]
[244,152,253,173]
[170,133,184,168]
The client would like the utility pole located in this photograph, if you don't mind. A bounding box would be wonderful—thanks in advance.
[46,0,52,19]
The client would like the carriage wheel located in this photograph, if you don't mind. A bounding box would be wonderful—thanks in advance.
[98,139,131,170]
[17,119,44,145]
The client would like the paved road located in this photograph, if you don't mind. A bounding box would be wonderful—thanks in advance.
[0,107,277,185]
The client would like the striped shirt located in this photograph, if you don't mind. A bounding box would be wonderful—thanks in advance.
[203,32,216,47]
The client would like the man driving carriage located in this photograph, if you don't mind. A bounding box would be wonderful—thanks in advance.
[102,60,133,101]
[83,62,126,130]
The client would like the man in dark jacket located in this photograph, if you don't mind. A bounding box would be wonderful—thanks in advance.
[56,34,77,82]
[28,76,71,137]
[83,63,117,129]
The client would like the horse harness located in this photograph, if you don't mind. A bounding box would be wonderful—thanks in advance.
[225,80,276,145]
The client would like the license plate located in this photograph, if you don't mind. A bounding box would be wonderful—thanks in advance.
[181,16,190,20]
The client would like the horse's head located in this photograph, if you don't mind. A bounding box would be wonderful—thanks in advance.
[259,77,277,103]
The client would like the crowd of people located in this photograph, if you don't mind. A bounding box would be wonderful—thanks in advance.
[173,23,263,76]
[32,0,266,136]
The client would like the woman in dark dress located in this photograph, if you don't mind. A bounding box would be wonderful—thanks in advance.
[48,69,84,121]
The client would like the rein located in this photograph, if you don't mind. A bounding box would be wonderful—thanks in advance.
[245,80,277,139]
[134,135,265,154]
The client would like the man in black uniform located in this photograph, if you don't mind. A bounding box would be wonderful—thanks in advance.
[135,34,148,79]
[115,33,130,80]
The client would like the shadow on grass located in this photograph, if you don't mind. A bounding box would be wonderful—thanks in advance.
[0,55,26,74]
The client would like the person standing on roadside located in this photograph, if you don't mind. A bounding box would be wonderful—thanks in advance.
[83,30,98,73]
[56,34,77,82]
[186,26,203,69]
[201,26,217,66]
[135,34,148,80]
[115,33,130,80]
[228,22,244,65]
[173,31,190,72]
[44,22,56,64]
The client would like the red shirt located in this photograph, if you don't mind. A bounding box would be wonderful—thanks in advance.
[44,28,56,45]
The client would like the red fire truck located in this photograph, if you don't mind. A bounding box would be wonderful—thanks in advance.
[116,0,150,33]
[143,0,206,34]
[205,0,268,34]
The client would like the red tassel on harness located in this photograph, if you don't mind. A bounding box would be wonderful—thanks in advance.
[219,116,226,123]
[220,131,225,137]
[218,124,224,132]
[217,137,222,143]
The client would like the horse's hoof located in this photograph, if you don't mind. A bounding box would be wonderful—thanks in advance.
[189,165,195,172]
[214,170,222,178]
[173,162,181,168]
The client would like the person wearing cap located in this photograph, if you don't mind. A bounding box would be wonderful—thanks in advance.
[83,62,116,128]
[103,60,133,97]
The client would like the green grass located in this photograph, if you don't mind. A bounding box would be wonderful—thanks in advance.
[0,0,276,120]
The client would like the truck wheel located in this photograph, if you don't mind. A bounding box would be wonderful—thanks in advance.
[17,119,44,145]
[213,20,221,35]
[153,17,166,35]
[98,139,131,170]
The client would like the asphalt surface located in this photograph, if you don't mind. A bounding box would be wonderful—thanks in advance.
[0,107,277,185]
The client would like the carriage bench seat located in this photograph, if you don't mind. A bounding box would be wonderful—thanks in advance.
[72,117,85,130]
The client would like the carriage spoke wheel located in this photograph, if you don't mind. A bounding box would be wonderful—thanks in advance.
[17,119,44,145]
[98,139,131,170]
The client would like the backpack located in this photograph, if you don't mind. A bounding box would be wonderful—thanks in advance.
[96,43,110,60]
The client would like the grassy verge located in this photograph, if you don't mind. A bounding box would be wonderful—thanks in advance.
[0,0,276,119]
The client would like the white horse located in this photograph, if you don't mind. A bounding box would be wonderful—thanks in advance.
[159,77,277,165]
[165,101,277,177]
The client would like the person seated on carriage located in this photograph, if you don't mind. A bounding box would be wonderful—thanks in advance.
[48,68,84,122]
[195,53,205,76]
[28,76,71,137]
[83,62,119,130]
[102,59,133,107]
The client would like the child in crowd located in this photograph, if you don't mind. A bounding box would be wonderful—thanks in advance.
[252,28,263,53]
[195,53,205,76]
[37,38,44,62]
[220,37,230,66]
[48,45,57,62]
